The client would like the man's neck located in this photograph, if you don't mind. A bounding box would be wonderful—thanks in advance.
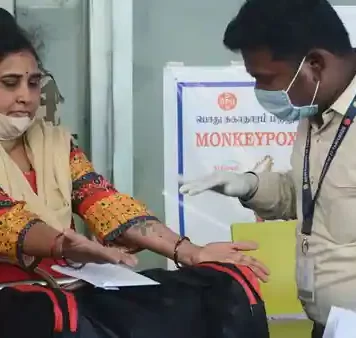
[311,114,324,128]
[327,55,356,110]
[313,54,356,125]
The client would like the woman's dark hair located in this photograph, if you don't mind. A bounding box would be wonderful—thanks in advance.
[0,7,42,65]
[0,8,63,101]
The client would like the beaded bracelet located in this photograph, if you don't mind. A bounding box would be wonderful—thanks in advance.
[173,236,190,268]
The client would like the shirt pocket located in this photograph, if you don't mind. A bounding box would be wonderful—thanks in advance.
[322,156,356,243]
[322,194,356,243]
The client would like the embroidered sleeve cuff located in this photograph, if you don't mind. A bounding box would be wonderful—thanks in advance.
[16,219,42,269]
[81,193,160,241]
[103,215,160,244]
[0,204,42,269]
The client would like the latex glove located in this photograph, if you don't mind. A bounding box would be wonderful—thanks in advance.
[58,229,138,267]
[179,172,258,198]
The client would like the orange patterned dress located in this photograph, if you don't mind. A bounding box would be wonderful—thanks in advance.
[0,142,158,283]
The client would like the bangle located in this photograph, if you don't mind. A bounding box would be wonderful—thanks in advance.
[50,232,67,267]
[173,236,190,269]
[50,232,85,270]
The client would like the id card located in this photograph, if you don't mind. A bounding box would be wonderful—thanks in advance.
[297,255,315,302]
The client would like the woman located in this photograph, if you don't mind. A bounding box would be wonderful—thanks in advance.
[0,8,269,335]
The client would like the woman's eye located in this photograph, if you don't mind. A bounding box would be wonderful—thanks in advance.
[29,80,41,88]
[2,80,18,87]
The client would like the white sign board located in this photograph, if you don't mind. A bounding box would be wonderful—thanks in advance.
[163,6,356,268]
[163,66,297,245]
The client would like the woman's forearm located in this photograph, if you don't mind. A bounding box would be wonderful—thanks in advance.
[119,220,201,266]
[22,221,62,258]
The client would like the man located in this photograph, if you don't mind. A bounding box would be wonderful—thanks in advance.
[180,0,356,337]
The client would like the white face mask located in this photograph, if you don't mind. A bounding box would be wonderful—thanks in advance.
[0,114,35,141]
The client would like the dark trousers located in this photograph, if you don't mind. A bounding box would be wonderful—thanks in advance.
[311,322,325,338]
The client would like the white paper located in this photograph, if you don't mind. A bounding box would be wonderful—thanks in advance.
[52,263,159,289]
[323,307,356,338]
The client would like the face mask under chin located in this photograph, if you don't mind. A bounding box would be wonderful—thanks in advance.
[255,85,320,121]
[0,115,36,142]
[254,57,320,121]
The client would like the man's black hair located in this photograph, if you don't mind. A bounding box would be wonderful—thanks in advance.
[223,0,353,60]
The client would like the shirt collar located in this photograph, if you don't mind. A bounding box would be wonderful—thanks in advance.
[330,74,356,116]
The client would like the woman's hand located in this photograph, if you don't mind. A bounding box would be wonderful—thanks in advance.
[191,241,270,282]
[58,229,138,267]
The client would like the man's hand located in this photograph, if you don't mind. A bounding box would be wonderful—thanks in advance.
[179,172,258,199]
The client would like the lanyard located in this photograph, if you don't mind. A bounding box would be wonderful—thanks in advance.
[301,97,356,253]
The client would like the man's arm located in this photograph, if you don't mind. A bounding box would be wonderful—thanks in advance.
[241,170,297,220]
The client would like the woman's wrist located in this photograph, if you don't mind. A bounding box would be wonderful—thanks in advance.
[174,239,202,266]
[22,221,63,258]
[50,232,65,259]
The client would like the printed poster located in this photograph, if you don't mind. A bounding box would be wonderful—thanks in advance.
[163,65,298,250]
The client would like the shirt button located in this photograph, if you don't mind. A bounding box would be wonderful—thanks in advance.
[310,177,314,185]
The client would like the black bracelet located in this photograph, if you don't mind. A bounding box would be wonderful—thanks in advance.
[22,256,42,271]
[173,236,190,269]
[63,257,86,270]
[242,171,259,200]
